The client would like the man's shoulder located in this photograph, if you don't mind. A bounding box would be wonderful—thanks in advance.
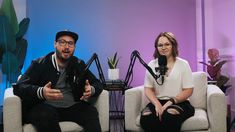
[33,52,53,64]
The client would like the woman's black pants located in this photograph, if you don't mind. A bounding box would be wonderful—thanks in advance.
[140,100,195,132]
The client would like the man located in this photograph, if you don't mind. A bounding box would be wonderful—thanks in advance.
[13,30,103,132]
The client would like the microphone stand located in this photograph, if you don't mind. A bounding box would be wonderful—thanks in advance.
[85,53,106,88]
[124,50,163,89]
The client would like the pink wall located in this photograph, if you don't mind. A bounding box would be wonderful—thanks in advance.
[204,0,235,113]
[204,0,235,76]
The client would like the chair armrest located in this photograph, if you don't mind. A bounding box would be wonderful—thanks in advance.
[125,86,145,131]
[3,88,23,132]
[92,90,109,132]
[207,84,227,132]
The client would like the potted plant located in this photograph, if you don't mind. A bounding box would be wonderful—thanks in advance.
[107,52,120,80]
[0,0,30,87]
[199,48,231,93]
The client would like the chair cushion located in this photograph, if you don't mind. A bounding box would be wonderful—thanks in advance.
[181,109,209,131]
[189,72,207,109]
[23,121,82,132]
[136,115,141,127]
[135,109,209,131]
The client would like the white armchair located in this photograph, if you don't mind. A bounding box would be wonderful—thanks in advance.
[125,72,227,132]
[3,88,109,132]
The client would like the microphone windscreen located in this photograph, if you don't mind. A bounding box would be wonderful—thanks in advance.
[158,55,167,66]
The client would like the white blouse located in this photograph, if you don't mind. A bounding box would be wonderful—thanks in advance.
[144,57,194,99]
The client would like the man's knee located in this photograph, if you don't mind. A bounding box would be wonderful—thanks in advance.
[85,106,99,119]
[29,104,58,122]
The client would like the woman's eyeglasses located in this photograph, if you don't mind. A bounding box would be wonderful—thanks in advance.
[157,43,171,48]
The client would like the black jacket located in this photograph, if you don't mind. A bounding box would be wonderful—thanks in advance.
[13,52,103,121]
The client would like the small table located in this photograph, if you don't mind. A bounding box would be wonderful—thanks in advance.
[104,80,128,131]
[105,80,126,119]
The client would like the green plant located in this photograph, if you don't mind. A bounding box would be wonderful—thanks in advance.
[0,0,30,86]
[107,52,120,69]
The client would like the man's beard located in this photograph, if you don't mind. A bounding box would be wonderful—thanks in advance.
[55,49,73,63]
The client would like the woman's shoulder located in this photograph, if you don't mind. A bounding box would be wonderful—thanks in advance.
[176,57,189,64]
[148,59,157,66]
[175,57,191,69]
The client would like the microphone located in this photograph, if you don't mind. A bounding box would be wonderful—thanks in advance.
[158,55,168,75]
[155,55,168,83]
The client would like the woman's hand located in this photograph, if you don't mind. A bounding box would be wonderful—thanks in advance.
[155,103,163,121]
[162,101,173,111]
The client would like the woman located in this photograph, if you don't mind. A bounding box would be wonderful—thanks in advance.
[140,32,195,132]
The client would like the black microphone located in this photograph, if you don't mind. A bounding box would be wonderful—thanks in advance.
[155,55,168,84]
[158,55,168,75]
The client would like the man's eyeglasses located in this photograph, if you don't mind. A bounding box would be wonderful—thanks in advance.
[57,39,75,48]
[157,43,171,48]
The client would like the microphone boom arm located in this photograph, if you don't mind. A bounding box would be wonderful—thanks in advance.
[124,50,161,88]
[85,53,106,87]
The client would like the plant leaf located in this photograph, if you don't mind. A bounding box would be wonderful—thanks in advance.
[0,0,19,34]
[113,52,117,63]
[108,59,114,69]
[107,52,120,69]
[107,57,112,68]
[217,75,229,88]
[16,18,30,39]
[2,51,19,74]
[214,60,227,69]
[114,58,120,68]
[7,69,21,83]
[0,12,16,62]
[14,38,28,69]
[199,61,210,66]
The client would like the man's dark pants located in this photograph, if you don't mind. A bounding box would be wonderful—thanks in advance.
[27,102,101,132]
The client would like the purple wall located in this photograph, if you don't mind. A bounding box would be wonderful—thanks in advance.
[204,0,235,113]
[26,0,197,87]
[205,0,235,75]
